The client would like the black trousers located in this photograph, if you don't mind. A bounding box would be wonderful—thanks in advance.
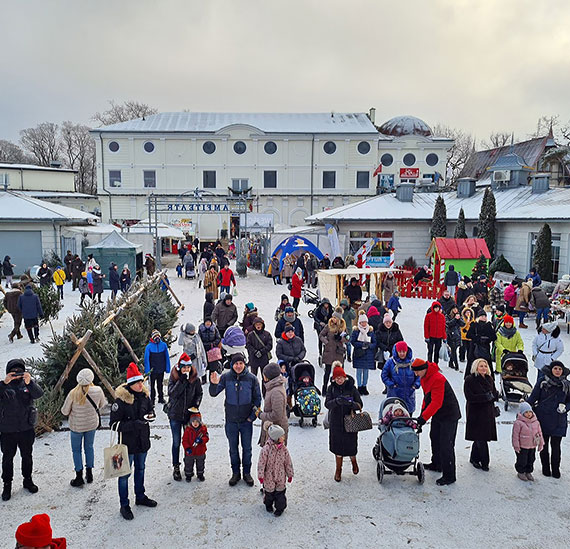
[292,297,300,311]
[24,318,39,342]
[1,429,35,483]
[150,372,165,403]
[72,275,81,290]
[427,338,442,364]
[470,440,489,467]
[184,454,206,477]
[448,342,459,370]
[515,448,535,474]
[9,312,23,339]
[322,363,333,394]
[429,418,458,481]
[541,435,562,472]
[264,488,287,512]
[459,340,469,361]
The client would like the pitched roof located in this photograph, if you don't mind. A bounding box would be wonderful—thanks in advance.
[430,238,490,259]
[0,163,76,174]
[87,230,140,249]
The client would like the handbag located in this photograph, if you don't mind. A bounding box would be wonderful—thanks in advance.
[494,405,501,418]
[103,425,131,480]
[207,346,222,362]
[344,410,373,432]
[253,331,272,361]
[85,393,102,429]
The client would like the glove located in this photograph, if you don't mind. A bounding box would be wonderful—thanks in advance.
[557,403,567,414]
[185,448,192,456]
[416,416,426,426]
[259,478,264,484]
[425,338,429,343]
[334,397,346,406]
[287,477,292,483]
[254,350,263,359]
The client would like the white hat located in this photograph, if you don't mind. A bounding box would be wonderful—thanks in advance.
[76,368,94,386]
[542,321,558,333]
[267,424,285,442]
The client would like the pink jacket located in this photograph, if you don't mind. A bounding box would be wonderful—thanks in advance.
[504,284,517,308]
[512,413,544,453]
[257,439,294,492]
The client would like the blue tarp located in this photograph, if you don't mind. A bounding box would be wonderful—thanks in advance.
[271,236,324,271]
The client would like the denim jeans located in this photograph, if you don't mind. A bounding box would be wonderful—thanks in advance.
[356,368,369,387]
[517,311,527,324]
[70,430,96,471]
[535,307,550,325]
[224,421,253,474]
[169,419,183,466]
[220,285,230,295]
[118,452,147,507]
[447,285,456,297]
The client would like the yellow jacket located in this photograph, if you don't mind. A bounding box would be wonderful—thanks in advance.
[53,268,66,286]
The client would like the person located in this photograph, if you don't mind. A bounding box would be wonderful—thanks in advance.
[306,253,319,288]
[168,355,203,481]
[339,298,356,360]
[183,250,195,277]
[17,284,43,344]
[381,341,419,413]
[71,254,84,291]
[258,363,288,445]
[246,317,273,378]
[290,267,303,311]
[86,253,96,270]
[331,255,345,269]
[492,304,506,332]
[178,323,207,382]
[379,400,415,427]
[276,323,306,372]
[344,277,362,308]
[257,423,294,517]
[424,301,446,364]
[63,249,74,280]
[203,292,215,320]
[463,359,498,472]
[459,307,474,363]
[274,306,304,342]
[382,271,396,304]
[473,275,489,308]
[465,310,496,378]
[60,368,107,487]
[313,297,333,357]
[325,365,362,482]
[52,265,66,299]
[212,293,238,337]
[38,262,52,288]
[446,306,464,371]
[108,262,120,300]
[78,272,91,305]
[413,265,431,288]
[117,264,130,294]
[387,290,402,320]
[4,285,23,343]
[241,302,258,335]
[91,264,105,304]
[439,289,456,316]
[209,353,261,487]
[143,329,171,405]
[489,279,504,311]
[375,313,404,371]
[275,294,290,321]
[515,280,532,329]
[182,408,209,482]
[553,274,570,298]
[494,315,524,373]
[217,263,236,295]
[532,322,564,384]
[527,361,570,479]
[526,266,542,288]
[319,310,349,394]
[110,362,157,520]
[456,276,473,308]
[350,313,377,395]
[282,253,295,284]
[15,513,66,548]
[413,359,461,486]
[444,265,460,297]
[215,243,226,265]
[196,257,208,288]
[270,255,282,285]
[199,317,222,374]
[512,401,544,481]
[531,284,551,328]
[144,254,156,276]
[366,304,382,333]
[0,358,44,502]
[503,278,519,315]
[1,256,14,288]
[203,264,219,300]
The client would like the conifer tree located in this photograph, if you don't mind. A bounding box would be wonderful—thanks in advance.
[430,195,447,239]
[534,223,553,281]
[488,254,515,276]
[454,207,468,239]
[471,253,488,279]
[477,188,496,257]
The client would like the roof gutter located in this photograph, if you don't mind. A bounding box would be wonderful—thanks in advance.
[98,132,113,222]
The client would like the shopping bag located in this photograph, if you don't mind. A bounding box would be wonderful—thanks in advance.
[103,425,131,480]
[439,344,450,362]
[207,347,222,362]
[344,410,373,433]
[323,411,330,430]
[232,286,238,297]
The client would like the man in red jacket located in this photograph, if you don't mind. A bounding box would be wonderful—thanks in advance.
[217,264,236,295]
[424,301,446,364]
[413,359,461,486]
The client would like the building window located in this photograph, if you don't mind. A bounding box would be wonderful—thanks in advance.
[356,171,370,189]
[530,232,561,281]
[233,141,246,155]
[108,141,120,153]
[203,141,216,154]
[203,170,216,189]
[232,178,249,191]
[423,173,434,181]
[264,171,277,188]
[323,171,336,188]
[349,231,393,266]
[143,141,155,153]
[403,153,416,166]
[143,170,156,188]
[109,170,121,188]
[357,141,371,155]
[323,141,336,155]
[380,153,393,167]
[264,141,277,155]
[426,153,439,166]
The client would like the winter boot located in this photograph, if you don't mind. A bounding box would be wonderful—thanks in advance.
[23,477,38,494]
[351,456,359,475]
[526,473,535,481]
[135,496,157,507]
[229,472,241,486]
[70,470,85,487]
[334,456,343,482]
[185,475,192,482]
[86,468,93,483]
[120,505,134,520]
[541,451,551,477]
[173,465,182,482]
[517,473,528,481]
[197,473,205,481]
[243,473,254,486]
[2,483,11,501]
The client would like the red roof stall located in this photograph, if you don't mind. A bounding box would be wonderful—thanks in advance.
[427,238,491,284]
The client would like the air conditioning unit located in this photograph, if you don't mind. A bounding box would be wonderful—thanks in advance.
[493,170,511,182]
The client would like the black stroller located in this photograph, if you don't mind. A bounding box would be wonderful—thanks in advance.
[303,288,321,318]
[499,351,533,411]
[290,361,321,427]
[184,255,195,279]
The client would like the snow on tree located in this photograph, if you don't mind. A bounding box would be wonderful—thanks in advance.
[534,223,553,282]
[477,188,496,258]
[430,195,447,239]
[488,254,515,277]
[454,207,468,239]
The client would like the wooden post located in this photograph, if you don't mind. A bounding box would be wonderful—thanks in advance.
[54,330,93,393]
[111,321,140,364]
[159,273,184,310]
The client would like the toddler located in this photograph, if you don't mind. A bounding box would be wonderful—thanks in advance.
[182,408,209,482]
[512,402,544,481]
[387,291,402,320]
[380,402,414,427]
[176,262,183,278]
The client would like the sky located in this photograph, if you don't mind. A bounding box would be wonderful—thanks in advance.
[1,0,570,144]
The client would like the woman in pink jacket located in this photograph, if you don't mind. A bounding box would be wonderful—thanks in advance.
[512,401,544,482]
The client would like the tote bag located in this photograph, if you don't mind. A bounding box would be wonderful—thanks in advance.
[207,347,222,362]
[103,425,131,480]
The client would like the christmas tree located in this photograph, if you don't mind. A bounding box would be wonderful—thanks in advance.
[534,223,553,281]
[488,254,515,277]
[430,195,447,239]
[454,207,468,238]
[477,188,496,258]
[471,253,488,279]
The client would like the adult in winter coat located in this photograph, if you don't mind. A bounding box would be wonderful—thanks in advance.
[381,341,420,413]
[0,358,44,502]
[350,313,377,395]
[473,275,489,308]
[424,301,446,364]
[503,279,519,315]
[143,329,171,404]
[465,310,496,378]
[17,285,43,343]
[489,280,504,311]
[178,323,208,380]
[367,305,383,332]
[414,359,461,486]
[325,366,363,482]
[199,318,222,373]
[459,307,474,363]
[258,363,288,446]
[108,263,120,300]
[282,254,295,283]
[4,286,23,343]
[527,361,570,478]
[203,292,215,320]
[319,312,349,394]
[446,307,464,371]
[71,255,84,291]
[203,265,219,300]
[209,353,261,487]
[494,315,524,373]
[63,249,74,279]
[456,277,474,308]
[530,285,551,328]
[167,354,203,481]
[270,255,282,285]
[344,277,363,307]
[144,254,155,276]
[464,359,498,471]
[52,266,66,299]
[306,254,319,288]
[110,363,157,520]
[331,255,345,269]
[2,256,15,288]
[246,317,273,377]
[526,267,542,288]
[515,280,532,328]
[38,263,52,288]
[61,368,107,487]
[212,293,238,336]
[443,265,460,296]
[276,323,306,369]
[340,298,357,360]
[274,306,304,342]
[383,272,397,304]
[290,268,304,311]
[532,322,564,384]
[217,264,236,295]
[320,254,331,269]
[439,289,456,316]
[314,298,333,356]
[375,314,404,369]
[91,265,105,303]
[241,303,258,336]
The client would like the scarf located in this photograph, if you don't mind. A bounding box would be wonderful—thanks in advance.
[541,373,570,395]
[498,324,517,339]
[357,324,371,343]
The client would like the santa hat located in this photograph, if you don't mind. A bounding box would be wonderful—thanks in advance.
[126,362,144,384]
[15,514,53,547]
[178,353,193,369]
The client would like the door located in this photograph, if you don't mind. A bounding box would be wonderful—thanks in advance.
[0,230,42,276]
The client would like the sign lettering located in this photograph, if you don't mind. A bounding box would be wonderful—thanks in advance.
[400,168,420,178]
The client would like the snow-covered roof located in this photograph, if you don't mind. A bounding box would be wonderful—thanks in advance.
[489,151,532,171]
[23,191,97,199]
[378,116,432,137]
[87,230,141,250]
[128,219,184,239]
[0,163,76,174]
[92,112,379,135]
[306,186,570,223]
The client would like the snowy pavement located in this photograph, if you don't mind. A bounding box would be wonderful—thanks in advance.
[1,266,570,548]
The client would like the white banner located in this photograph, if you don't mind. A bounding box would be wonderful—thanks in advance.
[325,224,341,259]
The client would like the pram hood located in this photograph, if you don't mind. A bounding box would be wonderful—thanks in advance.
[379,397,410,417]
[501,351,529,377]
[291,360,315,383]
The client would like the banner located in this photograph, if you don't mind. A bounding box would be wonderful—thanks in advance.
[325,224,342,259]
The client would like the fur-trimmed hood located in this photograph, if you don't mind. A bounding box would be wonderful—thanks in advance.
[115,383,150,405]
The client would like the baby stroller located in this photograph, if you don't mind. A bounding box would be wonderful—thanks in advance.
[303,288,321,318]
[184,256,196,279]
[500,351,533,411]
[290,361,321,427]
[372,398,424,484]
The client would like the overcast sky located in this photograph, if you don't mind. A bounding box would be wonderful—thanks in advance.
[1,0,569,144]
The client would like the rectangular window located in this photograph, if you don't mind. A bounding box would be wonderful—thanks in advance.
[203,170,216,189]
[143,170,156,188]
[263,170,277,188]
[349,231,393,266]
[356,171,369,189]
[323,171,336,189]
[530,232,561,281]
[109,170,121,188]
[231,178,249,191]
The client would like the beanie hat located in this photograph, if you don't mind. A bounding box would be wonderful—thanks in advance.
[332,309,343,321]
[268,424,285,442]
[184,323,196,334]
[76,368,94,386]
[411,359,429,372]
[476,309,487,319]
[263,363,281,380]
[284,322,295,333]
[224,293,233,301]
[230,353,246,367]
[519,402,532,415]
[358,313,368,324]
[332,365,347,379]
[496,304,505,313]
[281,294,288,301]
[189,407,202,424]
[6,358,25,374]
[15,514,53,546]
[252,316,264,326]
[542,321,558,333]
[245,302,255,311]
[503,314,514,324]
[284,306,295,314]
[150,329,161,342]
[126,362,144,384]
[178,353,193,368]
[383,313,393,323]
[395,341,408,354]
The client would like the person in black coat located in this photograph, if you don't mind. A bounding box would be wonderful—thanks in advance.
[0,358,44,501]
[456,277,474,308]
[203,292,215,320]
[71,255,84,291]
[108,263,120,300]
[246,317,273,377]
[443,265,460,295]
[465,310,497,378]
[344,278,362,308]
[375,315,404,369]
[37,263,52,288]
[446,307,464,371]
[63,250,74,280]
[120,265,131,293]
[17,285,44,344]
[464,359,498,471]
[439,289,456,316]
[2,256,15,288]
[198,318,222,373]
[92,265,105,303]
[325,366,362,482]
[275,307,304,342]
[331,256,345,269]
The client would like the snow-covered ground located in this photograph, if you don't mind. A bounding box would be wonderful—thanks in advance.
[1,264,570,548]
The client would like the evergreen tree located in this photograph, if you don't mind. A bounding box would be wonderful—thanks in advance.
[430,195,447,239]
[488,254,515,277]
[471,253,488,279]
[477,188,496,257]
[534,223,553,281]
[454,207,468,238]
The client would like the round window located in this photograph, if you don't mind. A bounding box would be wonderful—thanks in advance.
[108,141,119,153]
[203,141,216,154]
[264,141,277,155]
[403,153,416,166]
[323,141,336,154]
[380,153,393,167]
[233,141,246,155]
[143,141,155,153]
[426,153,439,166]
[357,141,370,155]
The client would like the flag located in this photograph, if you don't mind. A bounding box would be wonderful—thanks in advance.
[325,224,342,259]
[373,164,382,177]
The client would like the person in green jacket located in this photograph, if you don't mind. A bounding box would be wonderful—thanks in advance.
[494,314,524,373]
[340,299,356,362]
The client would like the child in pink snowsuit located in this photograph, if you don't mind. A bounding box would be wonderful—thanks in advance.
[512,401,544,481]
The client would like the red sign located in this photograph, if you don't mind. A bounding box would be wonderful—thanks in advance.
[400,168,420,178]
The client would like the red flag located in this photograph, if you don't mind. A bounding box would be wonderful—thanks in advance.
[373,164,382,177]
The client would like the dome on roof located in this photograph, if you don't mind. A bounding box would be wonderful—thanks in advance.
[378,116,432,137]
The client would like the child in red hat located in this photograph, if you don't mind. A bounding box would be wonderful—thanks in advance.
[15,513,66,548]
[182,408,209,482]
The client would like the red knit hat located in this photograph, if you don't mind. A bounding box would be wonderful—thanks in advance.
[126,362,144,384]
[332,365,347,379]
[411,358,429,371]
[16,514,53,547]
[395,341,408,354]
[503,314,514,324]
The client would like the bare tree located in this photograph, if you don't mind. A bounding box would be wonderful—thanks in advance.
[92,100,158,126]
[61,122,97,194]
[20,122,61,166]
[0,140,37,164]
[481,131,512,149]
[432,123,476,187]
[528,115,559,139]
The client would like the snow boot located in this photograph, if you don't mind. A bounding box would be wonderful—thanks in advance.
[23,477,38,494]
[229,472,241,486]
[135,496,157,507]
[334,456,343,482]
[86,468,93,483]
[70,470,85,487]
[197,473,205,481]
[526,473,535,481]
[351,456,359,475]
[173,465,182,481]
[120,506,134,520]
[243,473,254,486]
[2,483,11,501]
[517,473,528,481]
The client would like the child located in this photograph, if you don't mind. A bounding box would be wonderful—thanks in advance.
[53,265,66,299]
[182,408,209,482]
[176,262,183,278]
[78,272,91,305]
[387,291,402,320]
[257,423,294,517]
[379,401,414,427]
[274,294,291,321]
[512,402,544,481]
[86,267,94,296]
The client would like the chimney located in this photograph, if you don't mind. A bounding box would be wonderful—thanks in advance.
[531,173,550,194]
[49,160,62,169]
[368,107,376,124]
[395,183,414,202]
[457,177,476,198]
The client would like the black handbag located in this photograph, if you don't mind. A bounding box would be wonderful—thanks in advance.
[353,347,366,359]
[344,410,373,432]
[494,405,501,418]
